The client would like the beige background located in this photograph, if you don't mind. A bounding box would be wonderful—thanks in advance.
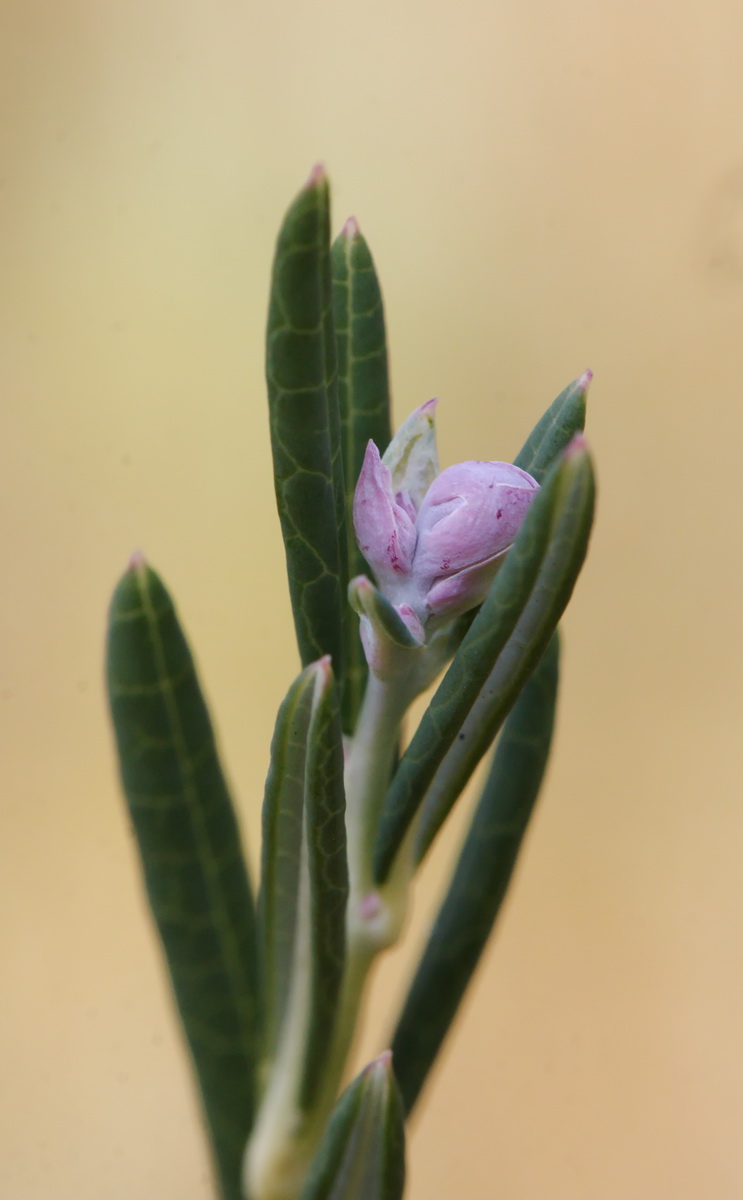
[2,1,743,1197]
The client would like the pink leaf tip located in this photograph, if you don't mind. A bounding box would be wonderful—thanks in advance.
[342,215,360,238]
[127,549,146,571]
[364,1049,393,1078]
[564,432,588,458]
[578,369,593,391]
[305,162,326,190]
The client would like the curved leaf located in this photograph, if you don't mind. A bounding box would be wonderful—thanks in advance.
[412,441,594,863]
[258,666,317,1071]
[391,634,560,1113]
[372,450,571,884]
[246,661,349,1200]
[514,371,591,483]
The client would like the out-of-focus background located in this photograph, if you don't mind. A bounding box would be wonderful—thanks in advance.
[2,1,742,1197]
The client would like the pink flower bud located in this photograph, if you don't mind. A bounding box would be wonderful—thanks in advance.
[413,460,539,616]
[353,407,539,627]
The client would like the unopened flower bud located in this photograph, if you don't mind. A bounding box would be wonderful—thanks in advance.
[413,459,539,617]
[353,404,539,627]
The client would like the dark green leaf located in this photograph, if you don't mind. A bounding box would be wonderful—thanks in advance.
[300,1053,405,1200]
[106,558,258,1200]
[267,167,346,677]
[332,220,392,729]
[391,634,560,1114]
[412,441,595,863]
[258,666,317,1071]
[372,452,571,884]
[514,371,591,483]
[300,659,349,1108]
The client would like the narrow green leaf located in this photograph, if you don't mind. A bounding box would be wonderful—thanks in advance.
[514,371,591,483]
[258,667,317,1071]
[246,661,348,1200]
[391,634,560,1114]
[300,659,349,1108]
[300,1053,405,1200]
[106,558,258,1200]
[412,441,595,863]
[332,219,392,729]
[267,166,346,677]
[372,451,571,884]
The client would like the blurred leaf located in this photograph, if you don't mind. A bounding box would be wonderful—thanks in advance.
[514,372,591,484]
[391,634,560,1114]
[299,659,349,1108]
[413,442,595,863]
[106,559,258,1200]
[258,666,317,1071]
[267,167,346,678]
[332,220,392,729]
[300,1053,405,1200]
[372,451,571,884]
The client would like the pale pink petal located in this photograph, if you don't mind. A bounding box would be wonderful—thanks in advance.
[353,441,417,591]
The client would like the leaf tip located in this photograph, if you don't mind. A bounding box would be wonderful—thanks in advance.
[127,548,147,572]
[310,654,335,691]
[363,1049,394,1082]
[563,431,589,459]
[341,214,360,239]
[305,161,327,190]
[348,573,372,607]
[578,368,593,393]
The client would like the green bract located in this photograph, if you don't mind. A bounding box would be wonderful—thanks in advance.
[105,170,595,1200]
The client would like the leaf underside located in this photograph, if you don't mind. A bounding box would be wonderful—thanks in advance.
[258,668,317,1070]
